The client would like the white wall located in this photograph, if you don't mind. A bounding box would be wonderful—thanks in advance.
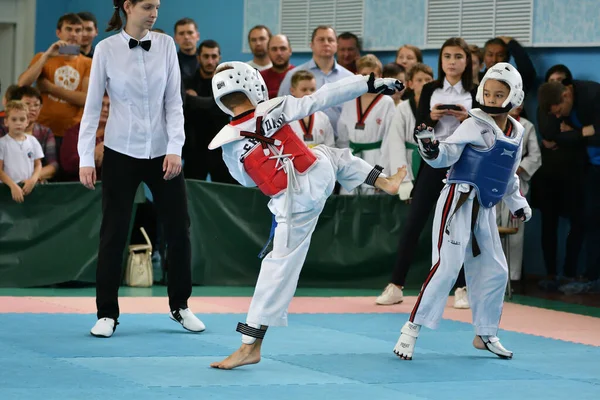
[0,0,36,107]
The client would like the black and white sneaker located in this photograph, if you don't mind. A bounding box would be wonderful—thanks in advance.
[169,308,206,332]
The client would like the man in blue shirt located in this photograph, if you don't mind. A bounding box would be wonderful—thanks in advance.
[278,25,354,135]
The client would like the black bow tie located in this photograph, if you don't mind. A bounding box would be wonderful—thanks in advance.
[129,38,151,51]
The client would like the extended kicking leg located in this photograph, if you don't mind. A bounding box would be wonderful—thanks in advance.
[374,167,407,195]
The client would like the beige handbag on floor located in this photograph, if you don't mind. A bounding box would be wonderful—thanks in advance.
[124,227,153,287]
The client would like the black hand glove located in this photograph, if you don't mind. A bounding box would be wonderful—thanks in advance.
[514,208,524,219]
[513,205,532,222]
[413,124,439,159]
[366,72,405,95]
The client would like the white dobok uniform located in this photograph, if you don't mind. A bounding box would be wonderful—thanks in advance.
[336,94,395,195]
[289,111,335,149]
[410,109,529,336]
[381,98,419,184]
[211,75,385,327]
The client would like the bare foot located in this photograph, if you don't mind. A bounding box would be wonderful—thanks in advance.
[472,335,486,350]
[210,343,262,370]
[375,166,408,195]
[473,335,513,359]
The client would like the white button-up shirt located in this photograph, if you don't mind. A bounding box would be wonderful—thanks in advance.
[78,30,184,168]
[429,78,473,141]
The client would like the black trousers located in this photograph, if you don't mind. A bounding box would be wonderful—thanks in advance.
[391,161,466,288]
[584,165,600,280]
[538,175,584,278]
[540,208,584,278]
[183,148,238,184]
[96,147,192,320]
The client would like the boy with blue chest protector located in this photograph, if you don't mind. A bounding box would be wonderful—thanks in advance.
[394,63,532,360]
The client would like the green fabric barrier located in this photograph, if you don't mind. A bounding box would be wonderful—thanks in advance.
[0,181,435,289]
[0,183,146,288]
[0,183,103,287]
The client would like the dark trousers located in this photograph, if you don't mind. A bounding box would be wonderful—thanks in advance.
[539,180,584,279]
[54,136,63,164]
[584,165,600,280]
[96,147,192,320]
[391,162,466,287]
[183,148,238,184]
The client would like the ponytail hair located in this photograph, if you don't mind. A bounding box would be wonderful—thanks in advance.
[107,0,143,32]
[106,0,125,32]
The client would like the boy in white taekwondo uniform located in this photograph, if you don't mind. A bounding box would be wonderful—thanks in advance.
[393,63,532,360]
[207,62,406,370]
[496,104,541,281]
[336,55,396,195]
[288,70,335,148]
[381,64,435,202]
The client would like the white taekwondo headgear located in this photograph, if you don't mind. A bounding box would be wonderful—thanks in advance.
[212,61,269,116]
[476,62,525,112]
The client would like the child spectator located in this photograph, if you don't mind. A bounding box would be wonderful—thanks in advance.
[0,101,44,203]
[288,70,335,148]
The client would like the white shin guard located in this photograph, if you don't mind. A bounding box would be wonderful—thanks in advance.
[242,335,256,345]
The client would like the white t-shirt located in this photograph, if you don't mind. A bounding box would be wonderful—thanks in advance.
[0,134,44,183]
[246,60,272,71]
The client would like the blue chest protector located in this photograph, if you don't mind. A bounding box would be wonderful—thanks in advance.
[447,136,520,208]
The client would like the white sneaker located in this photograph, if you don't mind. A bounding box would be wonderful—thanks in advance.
[393,321,420,360]
[453,287,470,309]
[170,308,206,332]
[473,335,513,359]
[376,283,404,305]
[90,318,117,338]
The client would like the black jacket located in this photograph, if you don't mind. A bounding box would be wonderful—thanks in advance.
[544,80,600,148]
[182,71,230,162]
[478,39,537,94]
[534,80,600,175]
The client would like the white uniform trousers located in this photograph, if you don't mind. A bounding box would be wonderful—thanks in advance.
[496,201,525,281]
[409,184,508,336]
[246,146,376,327]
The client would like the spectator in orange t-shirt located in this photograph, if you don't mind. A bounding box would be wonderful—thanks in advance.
[17,13,91,154]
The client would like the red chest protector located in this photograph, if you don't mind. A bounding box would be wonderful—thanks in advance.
[241,116,318,197]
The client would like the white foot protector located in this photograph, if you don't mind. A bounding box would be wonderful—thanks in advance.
[393,321,420,360]
[473,335,513,359]
[170,308,206,332]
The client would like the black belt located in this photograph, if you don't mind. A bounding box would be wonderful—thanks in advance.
[445,186,481,257]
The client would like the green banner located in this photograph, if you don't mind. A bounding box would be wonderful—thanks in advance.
[0,183,103,287]
[0,181,435,289]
